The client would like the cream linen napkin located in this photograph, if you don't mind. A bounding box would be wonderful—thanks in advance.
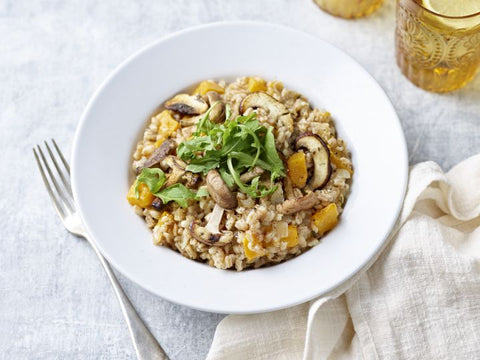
[207,154,480,360]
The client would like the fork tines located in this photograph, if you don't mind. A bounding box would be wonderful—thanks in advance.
[33,139,75,219]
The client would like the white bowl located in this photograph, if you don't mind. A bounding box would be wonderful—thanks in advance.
[72,22,408,314]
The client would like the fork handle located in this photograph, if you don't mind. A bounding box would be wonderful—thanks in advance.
[87,238,169,360]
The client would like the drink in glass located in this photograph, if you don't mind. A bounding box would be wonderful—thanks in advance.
[396,0,480,92]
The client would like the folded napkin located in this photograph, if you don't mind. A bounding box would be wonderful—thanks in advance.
[207,154,480,360]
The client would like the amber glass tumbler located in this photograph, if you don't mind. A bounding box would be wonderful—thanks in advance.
[396,0,480,92]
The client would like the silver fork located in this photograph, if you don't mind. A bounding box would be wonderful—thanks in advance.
[33,139,169,360]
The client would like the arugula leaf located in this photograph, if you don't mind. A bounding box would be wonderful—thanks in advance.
[177,136,215,160]
[155,184,196,208]
[250,176,278,198]
[235,112,258,124]
[195,186,210,198]
[185,158,219,173]
[261,127,286,180]
[155,183,209,208]
[238,123,262,167]
[229,152,271,172]
[135,168,166,198]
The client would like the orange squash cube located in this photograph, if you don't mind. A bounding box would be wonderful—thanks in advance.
[247,77,267,93]
[282,225,298,248]
[243,233,265,261]
[193,80,225,96]
[154,110,179,148]
[312,203,339,235]
[287,152,308,188]
[330,152,353,175]
[127,181,155,208]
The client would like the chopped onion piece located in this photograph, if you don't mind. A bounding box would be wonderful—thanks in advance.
[270,185,285,204]
[273,221,289,238]
[336,169,351,180]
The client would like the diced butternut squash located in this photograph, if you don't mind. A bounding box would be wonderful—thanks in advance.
[243,233,265,261]
[287,152,308,188]
[157,110,180,133]
[247,77,267,93]
[282,225,298,248]
[153,110,180,148]
[127,181,155,208]
[193,80,225,96]
[330,152,353,175]
[312,203,339,235]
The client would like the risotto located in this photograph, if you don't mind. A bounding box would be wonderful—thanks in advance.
[127,77,353,271]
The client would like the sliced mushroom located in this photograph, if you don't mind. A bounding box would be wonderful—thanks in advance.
[239,166,265,183]
[205,91,226,123]
[158,155,200,189]
[162,156,187,187]
[183,172,200,189]
[206,170,238,210]
[181,125,196,139]
[136,139,175,173]
[189,223,234,246]
[165,94,208,115]
[151,197,163,210]
[296,133,332,190]
[277,191,318,215]
[189,204,234,247]
[180,115,201,127]
[204,91,220,104]
[239,92,293,132]
[179,93,225,126]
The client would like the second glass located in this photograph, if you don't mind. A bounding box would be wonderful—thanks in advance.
[314,0,383,19]
[396,0,480,92]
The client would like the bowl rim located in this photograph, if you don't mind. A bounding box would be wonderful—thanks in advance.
[71,21,408,314]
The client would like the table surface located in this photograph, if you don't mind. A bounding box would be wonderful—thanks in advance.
[1,0,479,359]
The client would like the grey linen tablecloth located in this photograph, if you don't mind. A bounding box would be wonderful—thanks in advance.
[1,0,479,359]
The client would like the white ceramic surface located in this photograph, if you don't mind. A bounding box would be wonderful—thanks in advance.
[71,22,408,314]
